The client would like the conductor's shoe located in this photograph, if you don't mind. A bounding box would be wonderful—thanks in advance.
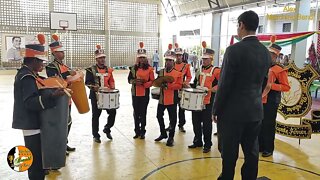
[262,151,273,157]
[188,144,203,148]
[67,145,76,152]
[203,147,211,153]
[140,135,145,139]
[106,133,113,140]
[154,134,168,141]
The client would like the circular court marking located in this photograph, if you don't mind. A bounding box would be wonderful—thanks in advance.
[141,157,320,179]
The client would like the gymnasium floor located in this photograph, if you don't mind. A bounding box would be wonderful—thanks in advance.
[0,70,319,180]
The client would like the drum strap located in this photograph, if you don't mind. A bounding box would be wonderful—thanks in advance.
[130,66,137,79]
[177,63,186,72]
[159,69,165,77]
[199,66,216,87]
[91,66,99,86]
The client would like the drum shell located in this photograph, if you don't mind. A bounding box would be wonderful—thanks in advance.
[97,89,120,109]
[151,88,160,100]
[68,71,90,114]
[180,88,206,111]
[39,88,69,169]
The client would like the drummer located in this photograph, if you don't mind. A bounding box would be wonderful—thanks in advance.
[128,42,155,139]
[85,45,116,143]
[173,43,192,133]
[12,34,65,180]
[154,47,183,147]
[46,34,76,154]
[188,41,220,153]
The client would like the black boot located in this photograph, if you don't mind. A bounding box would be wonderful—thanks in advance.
[133,134,139,139]
[179,126,186,133]
[166,137,174,147]
[154,133,168,141]
[140,130,146,139]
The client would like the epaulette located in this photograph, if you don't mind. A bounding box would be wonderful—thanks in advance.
[20,73,36,80]
[46,64,57,69]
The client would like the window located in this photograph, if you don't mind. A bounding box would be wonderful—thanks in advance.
[282,23,291,32]
[258,25,263,33]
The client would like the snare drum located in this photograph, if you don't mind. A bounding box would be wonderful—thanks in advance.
[151,88,160,100]
[97,88,120,109]
[180,88,206,111]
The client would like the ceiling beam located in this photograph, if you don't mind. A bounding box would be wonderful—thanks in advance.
[208,0,220,9]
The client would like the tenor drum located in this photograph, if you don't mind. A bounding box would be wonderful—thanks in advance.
[151,88,160,100]
[39,88,69,169]
[180,88,206,111]
[97,88,120,109]
[67,71,90,114]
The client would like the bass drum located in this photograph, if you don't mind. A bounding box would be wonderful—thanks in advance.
[39,88,69,169]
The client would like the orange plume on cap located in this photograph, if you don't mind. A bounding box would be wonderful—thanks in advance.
[139,42,144,48]
[168,44,173,50]
[202,41,207,48]
[37,34,46,45]
[174,43,179,48]
[96,44,101,49]
[270,35,276,43]
[52,34,59,41]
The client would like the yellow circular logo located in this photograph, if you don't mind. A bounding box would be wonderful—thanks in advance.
[7,146,33,172]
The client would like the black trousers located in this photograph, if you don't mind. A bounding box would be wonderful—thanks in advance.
[191,103,213,148]
[259,102,279,153]
[217,120,261,180]
[156,103,177,137]
[132,95,149,135]
[24,134,45,180]
[91,96,116,138]
[177,99,186,127]
[67,105,72,144]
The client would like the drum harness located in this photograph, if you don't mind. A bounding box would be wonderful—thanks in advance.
[198,66,216,89]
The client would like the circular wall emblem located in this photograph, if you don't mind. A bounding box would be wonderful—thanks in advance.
[7,146,33,172]
[281,76,302,106]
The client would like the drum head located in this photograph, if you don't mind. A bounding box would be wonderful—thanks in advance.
[99,88,119,93]
[184,88,205,93]
[151,88,160,93]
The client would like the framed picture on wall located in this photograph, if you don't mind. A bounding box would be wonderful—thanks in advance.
[1,34,26,62]
[1,34,48,63]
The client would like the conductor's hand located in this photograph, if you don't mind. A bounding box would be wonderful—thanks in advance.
[52,88,65,97]
[70,70,77,76]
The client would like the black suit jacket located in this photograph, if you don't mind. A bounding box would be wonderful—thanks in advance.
[212,36,272,122]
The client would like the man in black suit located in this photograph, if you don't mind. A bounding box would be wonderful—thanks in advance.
[212,10,272,180]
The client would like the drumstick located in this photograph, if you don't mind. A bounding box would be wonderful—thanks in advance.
[55,80,72,97]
